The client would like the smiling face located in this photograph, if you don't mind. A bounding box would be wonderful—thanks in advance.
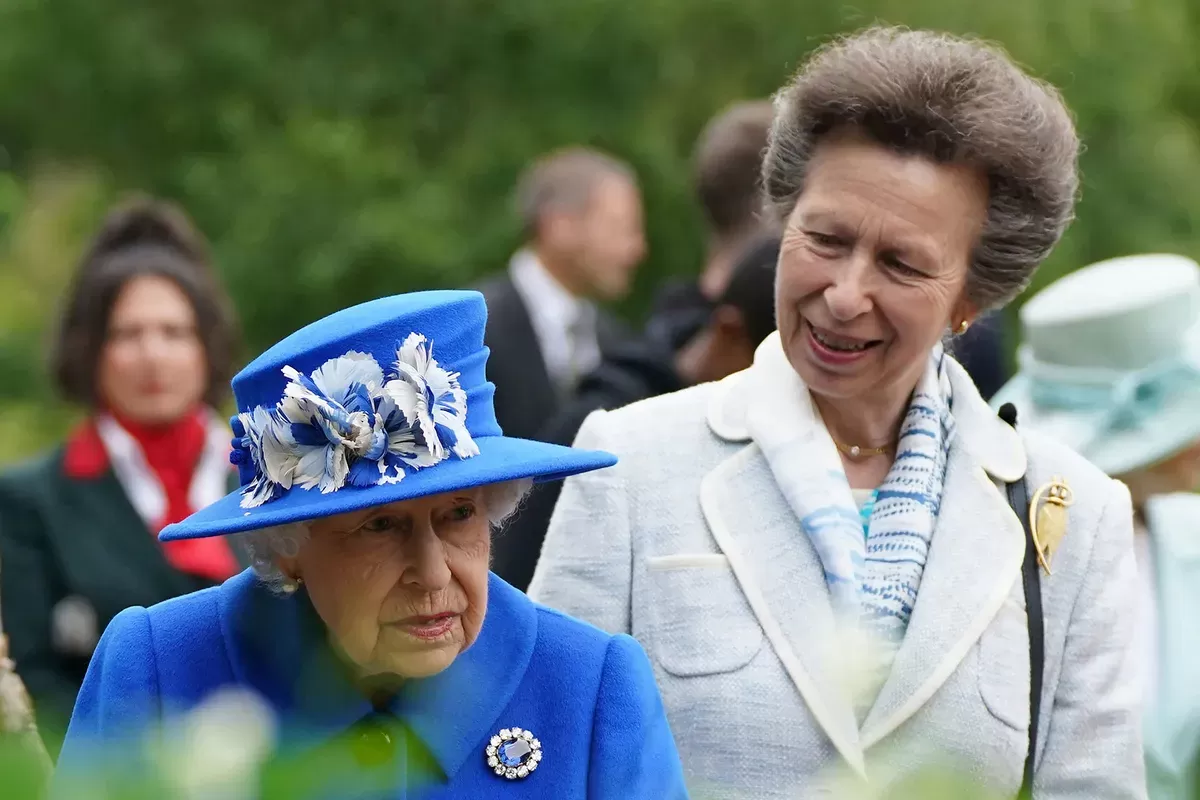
[282,488,492,681]
[775,129,989,410]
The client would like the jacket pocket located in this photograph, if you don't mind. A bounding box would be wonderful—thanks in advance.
[976,593,1032,733]
[644,553,764,677]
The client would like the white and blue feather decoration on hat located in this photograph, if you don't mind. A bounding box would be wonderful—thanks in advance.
[233,334,479,508]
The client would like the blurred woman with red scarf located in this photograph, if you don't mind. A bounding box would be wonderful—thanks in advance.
[0,197,246,756]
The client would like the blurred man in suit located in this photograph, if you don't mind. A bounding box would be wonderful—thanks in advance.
[492,234,781,590]
[478,148,646,441]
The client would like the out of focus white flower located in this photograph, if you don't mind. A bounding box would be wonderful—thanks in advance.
[152,687,278,800]
[51,595,99,657]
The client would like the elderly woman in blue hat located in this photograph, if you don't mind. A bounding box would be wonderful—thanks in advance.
[53,290,687,799]
[993,253,1200,799]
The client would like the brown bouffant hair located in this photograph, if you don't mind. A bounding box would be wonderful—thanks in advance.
[763,26,1080,310]
[514,147,637,241]
[51,196,240,409]
[693,100,775,239]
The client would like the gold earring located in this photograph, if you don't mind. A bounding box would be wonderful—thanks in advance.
[956,319,971,335]
[281,575,304,594]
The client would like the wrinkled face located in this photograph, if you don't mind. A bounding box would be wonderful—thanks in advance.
[97,275,208,424]
[547,175,646,301]
[775,130,988,407]
[286,489,491,680]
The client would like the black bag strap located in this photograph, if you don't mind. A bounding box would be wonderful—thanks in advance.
[998,402,1044,799]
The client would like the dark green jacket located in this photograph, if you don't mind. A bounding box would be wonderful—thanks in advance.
[0,446,244,757]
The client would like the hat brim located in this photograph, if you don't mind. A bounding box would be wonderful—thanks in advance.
[160,435,615,541]
[991,374,1200,477]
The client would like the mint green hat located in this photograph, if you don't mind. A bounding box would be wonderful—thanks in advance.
[991,254,1200,477]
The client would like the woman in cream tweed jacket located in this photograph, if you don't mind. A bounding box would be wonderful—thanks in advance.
[530,26,1144,800]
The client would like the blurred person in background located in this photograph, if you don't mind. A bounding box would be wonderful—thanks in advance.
[993,253,1200,799]
[477,147,646,442]
[492,233,781,590]
[492,104,776,592]
[644,99,775,354]
[0,198,246,755]
[531,27,1145,798]
[55,291,687,799]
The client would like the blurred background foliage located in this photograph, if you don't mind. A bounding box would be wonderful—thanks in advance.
[1,0,1200,462]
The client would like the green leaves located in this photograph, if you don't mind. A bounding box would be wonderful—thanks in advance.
[1,2,1199,463]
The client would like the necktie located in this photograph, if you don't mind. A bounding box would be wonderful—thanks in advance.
[564,306,596,393]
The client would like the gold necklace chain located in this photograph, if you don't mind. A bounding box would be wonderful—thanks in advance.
[831,438,891,459]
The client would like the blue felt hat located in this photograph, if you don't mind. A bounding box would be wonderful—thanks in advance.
[991,254,1200,477]
[161,290,616,540]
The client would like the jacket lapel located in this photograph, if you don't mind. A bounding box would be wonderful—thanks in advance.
[595,310,633,357]
[859,442,1025,746]
[701,373,867,777]
[701,358,1028,760]
[860,361,1026,747]
[56,464,193,598]
[480,275,558,440]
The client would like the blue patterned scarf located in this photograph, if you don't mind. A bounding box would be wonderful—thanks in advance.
[744,333,956,707]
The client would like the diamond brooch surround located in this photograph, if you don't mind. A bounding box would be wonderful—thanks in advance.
[485,727,543,780]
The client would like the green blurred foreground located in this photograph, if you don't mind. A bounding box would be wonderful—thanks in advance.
[3,721,1013,800]
[3,686,1019,797]
[3,0,1200,463]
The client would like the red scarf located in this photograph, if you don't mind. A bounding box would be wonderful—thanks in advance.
[64,409,239,583]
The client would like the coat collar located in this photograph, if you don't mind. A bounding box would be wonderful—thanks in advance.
[218,569,536,781]
[699,444,867,776]
[705,333,1027,483]
[700,335,1028,762]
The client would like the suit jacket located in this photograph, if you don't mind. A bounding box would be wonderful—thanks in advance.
[55,569,687,799]
[529,353,1146,799]
[1143,493,1200,799]
[0,443,243,755]
[498,337,687,592]
[475,273,631,443]
[476,273,631,589]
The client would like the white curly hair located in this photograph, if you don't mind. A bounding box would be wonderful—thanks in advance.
[233,479,533,592]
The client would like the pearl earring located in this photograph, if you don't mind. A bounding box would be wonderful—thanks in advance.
[281,576,304,594]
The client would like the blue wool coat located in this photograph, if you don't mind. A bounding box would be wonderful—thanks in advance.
[55,569,688,799]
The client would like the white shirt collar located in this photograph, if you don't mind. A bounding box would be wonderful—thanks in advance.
[508,249,588,331]
[95,410,232,527]
[508,249,601,390]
